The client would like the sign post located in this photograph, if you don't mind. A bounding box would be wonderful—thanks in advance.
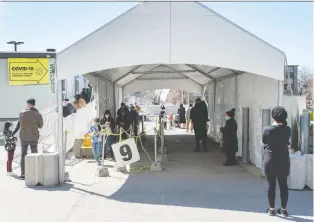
[8,58,49,85]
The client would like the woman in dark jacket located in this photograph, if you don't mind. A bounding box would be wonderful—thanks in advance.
[220,108,238,166]
[101,110,116,159]
[262,106,291,217]
[178,104,186,129]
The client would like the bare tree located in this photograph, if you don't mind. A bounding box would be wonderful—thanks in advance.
[297,67,313,109]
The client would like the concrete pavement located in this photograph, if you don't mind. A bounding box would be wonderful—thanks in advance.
[0,129,312,222]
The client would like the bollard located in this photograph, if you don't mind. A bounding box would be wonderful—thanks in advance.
[301,109,310,154]
[151,127,162,172]
[242,107,249,164]
[154,128,157,163]
[261,109,271,176]
[141,115,144,134]
[101,135,106,166]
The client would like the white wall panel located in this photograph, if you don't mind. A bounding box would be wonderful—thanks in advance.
[211,73,279,168]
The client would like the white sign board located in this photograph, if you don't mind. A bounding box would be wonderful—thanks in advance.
[112,138,140,167]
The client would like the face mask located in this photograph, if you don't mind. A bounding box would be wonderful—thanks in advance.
[105,115,109,118]
[225,116,231,121]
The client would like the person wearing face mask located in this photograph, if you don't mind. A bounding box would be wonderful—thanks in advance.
[101,110,116,160]
[220,108,238,166]
[262,106,291,217]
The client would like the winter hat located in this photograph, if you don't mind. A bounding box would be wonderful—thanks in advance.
[226,108,236,118]
[271,106,288,124]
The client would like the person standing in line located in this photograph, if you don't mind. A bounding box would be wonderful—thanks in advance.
[116,103,130,140]
[3,121,18,176]
[128,105,139,136]
[13,98,43,179]
[88,118,102,165]
[135,103,141,113]
[185,104,193,132]
[178,104,186,129]
[220,108,238,166]
[190,98,208,152]
[160,105,167,130]
[262,106,291,217]
[101,110,116,160]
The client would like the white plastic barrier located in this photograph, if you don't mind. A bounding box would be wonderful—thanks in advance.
[25,154,43,187]
[25,153,59,187]
[288,151,306,190]
[41,153,59,186]
[306,154,313,190]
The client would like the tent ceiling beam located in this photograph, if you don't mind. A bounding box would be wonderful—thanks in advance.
[132,70,196,74]
[185,64,216,80]
[209,71,246,84]
[113,65,143,83]
[121,64,162,87]
[91,72,113,85]
[138,77,188,81]
[207,67,221,75]
[163,64,203,87]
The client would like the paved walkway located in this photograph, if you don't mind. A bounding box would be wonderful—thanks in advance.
[0,127,312,222]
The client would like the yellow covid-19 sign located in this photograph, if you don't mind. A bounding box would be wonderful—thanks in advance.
[8,58,49,86]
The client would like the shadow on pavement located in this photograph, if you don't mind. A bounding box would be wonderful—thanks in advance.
[26,182,74,192]
[109,134,313,220]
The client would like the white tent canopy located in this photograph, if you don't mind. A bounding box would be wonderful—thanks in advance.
[55,2,288,171]
[57,2,286,92]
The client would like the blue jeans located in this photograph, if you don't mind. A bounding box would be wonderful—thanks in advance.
[92,142,102,163]
[106,135,115,157]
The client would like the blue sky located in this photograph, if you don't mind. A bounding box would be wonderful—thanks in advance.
[0,2,313,68]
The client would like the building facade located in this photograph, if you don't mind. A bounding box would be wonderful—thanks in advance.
[0,51,88,120]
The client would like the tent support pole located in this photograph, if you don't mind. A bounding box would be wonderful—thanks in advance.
[56,75,65,183]
[234,75,238,109]
[113,83,117,119]
[95,75,100,117]
[213,81,217,137]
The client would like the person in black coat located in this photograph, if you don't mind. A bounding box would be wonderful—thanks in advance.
[262,106,291,217]
[178,104,186,129]
[190,98,208,152]
[116,103,130,140]
[62,99,77,118]
[128,105,139,136]
[220,108,238,166]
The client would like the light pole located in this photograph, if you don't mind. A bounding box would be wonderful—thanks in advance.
[7,41,24,51]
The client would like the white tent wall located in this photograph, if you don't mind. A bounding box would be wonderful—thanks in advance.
[208,73,279,169]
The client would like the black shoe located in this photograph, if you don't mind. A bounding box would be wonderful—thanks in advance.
[203,148,209,152]
[19,175,25,179]
[193,149,201,152]
[223,162,232,166]
[267,208,275,216]
[277,208,288,217]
